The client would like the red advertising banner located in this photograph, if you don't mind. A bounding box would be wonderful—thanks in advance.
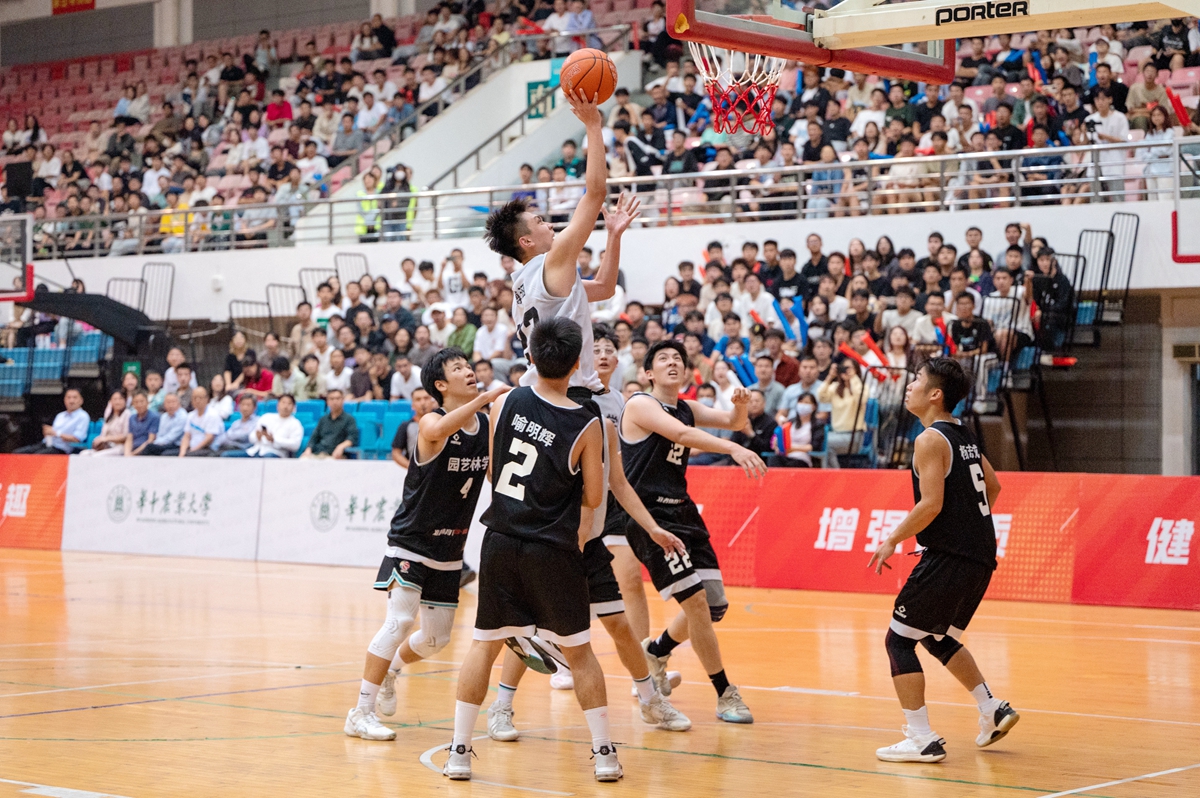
[688,468,1199,611]
[52,0,94,15]
[0,454,67,549]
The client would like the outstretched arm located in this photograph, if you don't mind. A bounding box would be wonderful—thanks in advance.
[584,193,640,303]
[544,91,607,297]
[418,384,510,455]
[687,387,751,431]
[624,394,766,479]
[605,420,686,556]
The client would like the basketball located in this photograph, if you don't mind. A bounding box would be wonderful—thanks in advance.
[559,48,617,104]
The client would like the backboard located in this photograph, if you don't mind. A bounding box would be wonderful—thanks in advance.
[0,215,34,303]
[664,0,955,84]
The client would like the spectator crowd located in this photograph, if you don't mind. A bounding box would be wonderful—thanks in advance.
[17,217,1078,468]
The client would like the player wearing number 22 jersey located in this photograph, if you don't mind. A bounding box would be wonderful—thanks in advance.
[868,358,1019,766]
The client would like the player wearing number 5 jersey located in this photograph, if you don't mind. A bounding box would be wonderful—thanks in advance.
[620,340,768,725]
[483,88,640,401]
[868,358,1019,764]
[446,318,622,783]
[344,347,509,743]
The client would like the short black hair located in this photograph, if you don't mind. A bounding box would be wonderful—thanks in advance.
[895,285,916,299]
[271,355,290,372]
[593,323,619,350]
[764,328,786,342]
[950,265,970,278]
[530,317,583,379]
[484,198,531,260]
[643,339,688,372]
[921,357,971,411]
[852,288,871,300]
[422,346,469,405]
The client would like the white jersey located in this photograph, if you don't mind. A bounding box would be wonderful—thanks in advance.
[589,389,625,540]
[511,253,601,392]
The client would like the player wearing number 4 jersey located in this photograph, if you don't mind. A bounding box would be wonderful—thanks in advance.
[445,318,622,783]
[620,340,768,724]
[868,358,1020,764]
[345,347,508,743]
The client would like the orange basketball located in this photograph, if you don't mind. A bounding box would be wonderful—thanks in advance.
[559,48,618,104]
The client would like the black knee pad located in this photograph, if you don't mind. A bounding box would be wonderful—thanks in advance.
[703,579,728,623]
[885,629,922,677]
[709,603,729,623]
[920,635,963,665]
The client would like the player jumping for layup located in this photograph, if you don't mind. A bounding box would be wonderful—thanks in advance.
[868,358,1019,763]
[445,318,620,782]
[345,348,508,741]
[483,88,636,406]
[486,325,692,741]
[620,340,768,724]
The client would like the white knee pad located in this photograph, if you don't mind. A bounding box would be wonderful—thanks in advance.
[406,604,457,660]
[367,587,420,660]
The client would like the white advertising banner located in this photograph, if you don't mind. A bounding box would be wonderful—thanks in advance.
[256,459,410,567]
[62,458,264,560]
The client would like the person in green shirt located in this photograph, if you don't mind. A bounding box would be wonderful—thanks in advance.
[885,84,916,130]
[301,389,359,459]
[446,307,477,356]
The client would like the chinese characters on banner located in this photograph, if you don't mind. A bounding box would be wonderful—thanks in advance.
[0,454,67,549]
[52,0,94,15]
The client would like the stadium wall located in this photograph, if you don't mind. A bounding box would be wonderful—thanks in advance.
[2,454,1196,610]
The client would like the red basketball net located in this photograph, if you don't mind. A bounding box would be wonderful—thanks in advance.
[688,42,784,136]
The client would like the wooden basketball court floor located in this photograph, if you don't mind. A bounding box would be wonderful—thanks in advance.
[2,548,1198,798]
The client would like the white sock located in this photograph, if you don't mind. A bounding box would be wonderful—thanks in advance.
[971,683,1002,714]
[452,700,480,748]
[496,682,517,709]
[902,706,932,736]
[357,679,380,712]
[389,650,404,670]
[633,675,655,703]
[583,706,611,750]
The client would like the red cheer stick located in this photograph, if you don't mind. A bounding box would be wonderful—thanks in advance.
[838,342,888,382]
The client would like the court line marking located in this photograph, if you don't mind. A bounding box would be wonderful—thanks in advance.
[418,732,575,796]
[712,626,1200,646]
[1037,762,1200,797]
[0,775,134,797]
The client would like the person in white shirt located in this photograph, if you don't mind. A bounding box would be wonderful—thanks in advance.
[849,88,888,138]
[239,127,270,171]
[981,268,1034,360]
[17,388,90,454]
[179,387,226,456]
[943,267,982,317]
[312,283,339,330]
[309,328,334,372]
[543,0,575,56]
[438,252,470,308]
[416,67,450,110]
[297,140,329,186]
[941,83,978,126]
[733,272,779,334]
[161,348,199,395]
[1084,88,1130,200]
[369,69,398,103]
[389,355,422,399]
[241,394,304,458]
[356,92,387,137]
[471,307,510,361]
[324,349,353,393]
[877,286,922,337]
[912,294,957,352]
[191,174,218,204]
[472,359,507,392]
[426,304,456,346]
[591,282,627,324]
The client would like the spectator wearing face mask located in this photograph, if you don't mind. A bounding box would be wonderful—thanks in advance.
[769,392,821,468]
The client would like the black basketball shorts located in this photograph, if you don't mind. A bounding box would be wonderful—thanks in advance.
[601,501,631,547]
[473,529,592,647]
[583,535,624,617]
[890,548,994,642]
[625,500,726,610]
[374,554,461,607]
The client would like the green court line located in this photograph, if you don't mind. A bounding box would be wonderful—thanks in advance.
[515,732,1116,798]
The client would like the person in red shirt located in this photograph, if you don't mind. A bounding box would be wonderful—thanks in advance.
[239,355,275,399]
[763,329,800,386]
[265,89,293,129]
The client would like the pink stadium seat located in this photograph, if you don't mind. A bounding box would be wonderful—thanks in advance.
[1125,45,1153,68]
[1169,67,1200,87]
[965,86,992,104]
[612,0,634,11]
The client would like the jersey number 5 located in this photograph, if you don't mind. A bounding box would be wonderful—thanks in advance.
[969,463,991,517]
[495,438,538,501]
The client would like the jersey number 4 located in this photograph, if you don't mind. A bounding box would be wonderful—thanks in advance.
[495,438,538,501]
[969,463,991,517]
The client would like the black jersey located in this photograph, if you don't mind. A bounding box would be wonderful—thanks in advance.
[481,386,600,552]
[620,393,694,507]
[913,420,997,569]
[386,409,490,563]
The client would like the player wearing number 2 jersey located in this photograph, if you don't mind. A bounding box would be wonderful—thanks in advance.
[446,318,622,783]
[483,87,640,402]
[620,340,768,725]
[868,358,1019,765]
[345,347,509,743]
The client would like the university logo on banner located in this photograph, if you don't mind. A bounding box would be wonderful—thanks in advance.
[101,484,214,526]
[0,454,68,549]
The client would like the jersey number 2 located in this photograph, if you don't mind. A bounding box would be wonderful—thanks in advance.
[969,463,991,517]
[666,442,685,465]
[495,439,538,501]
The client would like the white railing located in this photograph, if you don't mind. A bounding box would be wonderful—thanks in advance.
[32,137,1200,258]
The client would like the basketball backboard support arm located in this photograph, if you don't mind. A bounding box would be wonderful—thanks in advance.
[813,0,1200,51]
[665,0,956,84]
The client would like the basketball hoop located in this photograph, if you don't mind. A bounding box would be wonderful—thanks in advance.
[688,41,784,136]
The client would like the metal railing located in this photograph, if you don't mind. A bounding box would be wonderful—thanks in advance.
[31,137,1200,257]
[336,24,634,180]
